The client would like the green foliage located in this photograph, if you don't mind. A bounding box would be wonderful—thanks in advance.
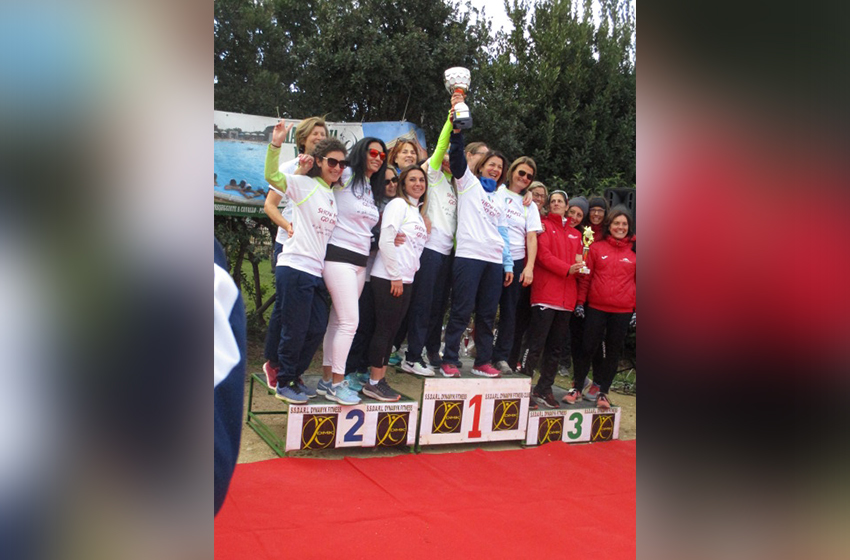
[214,0,635,203]
[215,0,493,143]
[215,215,276,335]
[473,0,635,197]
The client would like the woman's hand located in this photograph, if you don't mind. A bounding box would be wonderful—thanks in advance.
[503,271,514,287]
[271,119,294,148]
[520,266,533,287]
[451,91,465,107]
[296,154,314,175]
[391,280,403,297]
[285,221,294,237]
[394,231,406,246]
[574,304,585,318]
[568,262,584,276]
[522,191,533,206]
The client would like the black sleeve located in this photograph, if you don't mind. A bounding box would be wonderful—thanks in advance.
[449,130,467,179]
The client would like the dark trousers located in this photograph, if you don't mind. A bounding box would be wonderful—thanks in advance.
[574,306,631,394]
[442,257,503,367]
[570,313,604,385]
[425,251,454,362]
[368,277,414,368]
[509,283,532,369]
[263,266,329,384]
[346,280,376,374]
[492,258,524,364]
[265,242,285,358]
[525,307,572,392]
[405,248,452,362]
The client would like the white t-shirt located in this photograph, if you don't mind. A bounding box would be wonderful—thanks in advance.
[424,166,457,255]
[497,186,543,261]
[327,176,379,256]
[269,157,299,245]
[275,174,337,277]
[454,168,506,264]
[371,198,428,284]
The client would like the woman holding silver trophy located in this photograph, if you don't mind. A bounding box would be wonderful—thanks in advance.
[438,69,514,379]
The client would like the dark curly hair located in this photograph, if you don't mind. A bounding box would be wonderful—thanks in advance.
[307,137,348,183]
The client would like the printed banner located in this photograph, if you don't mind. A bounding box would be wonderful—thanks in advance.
[285,399,419,451]
[214,110,428,216]
[524,406,621,446]
[418,377,532,446]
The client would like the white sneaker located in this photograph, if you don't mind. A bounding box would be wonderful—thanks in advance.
[494,360,513,375]
[401,359,435,377]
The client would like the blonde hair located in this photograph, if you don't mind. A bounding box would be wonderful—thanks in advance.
[505,156,538,190]
[294,116,329,153]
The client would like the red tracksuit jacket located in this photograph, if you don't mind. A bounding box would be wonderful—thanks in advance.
[530,212,583,311]
[577,235,636,313]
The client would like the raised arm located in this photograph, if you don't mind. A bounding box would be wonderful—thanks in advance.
[430,110,454,171]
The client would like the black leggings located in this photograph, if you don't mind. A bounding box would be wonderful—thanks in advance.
[574,306,631,394]
[570,313,605,386]
[525,306,572,393]
[368,277,413,368]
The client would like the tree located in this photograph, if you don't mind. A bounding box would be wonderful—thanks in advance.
[215,0,494,143]
[472,0,635,197]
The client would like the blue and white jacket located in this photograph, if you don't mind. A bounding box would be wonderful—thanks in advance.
[214,238,246,515]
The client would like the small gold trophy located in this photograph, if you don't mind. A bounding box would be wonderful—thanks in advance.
[579,226,594,274]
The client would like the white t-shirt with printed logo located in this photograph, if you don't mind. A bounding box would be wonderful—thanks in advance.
[327,176,380,256]
[371,198,429,284]
[497,186,543,261]
[454,167,506,264]
[424,166,457,255]
[276,174,337,277]
[269,157,299,245]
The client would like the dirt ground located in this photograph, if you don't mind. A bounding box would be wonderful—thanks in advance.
[237,338,635,463]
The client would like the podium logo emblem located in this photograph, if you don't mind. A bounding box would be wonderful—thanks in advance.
[301,414,337,449]
[492,398,520,431]
[432,400,464,433]
[537,416,564,444]
[591,414,615,442]
[376,412,409,447]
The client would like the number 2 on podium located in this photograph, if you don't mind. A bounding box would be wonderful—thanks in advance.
[468,394,482,438]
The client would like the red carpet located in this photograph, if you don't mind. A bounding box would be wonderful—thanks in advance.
[215,440,635,559]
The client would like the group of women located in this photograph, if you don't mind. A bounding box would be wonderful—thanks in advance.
[259,96,636,410]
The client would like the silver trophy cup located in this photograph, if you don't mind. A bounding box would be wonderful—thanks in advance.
[444,67,473,130]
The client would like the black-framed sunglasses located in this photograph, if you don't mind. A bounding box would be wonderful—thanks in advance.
[385,177,399,186]
[319,156,348,169]
[517,170,534,181]
[368,148,387,161]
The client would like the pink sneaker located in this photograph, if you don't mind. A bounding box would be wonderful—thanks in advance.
[263,361,279,390]
[596,393,611,410]
[440,363,461,378]
[562,388,583,405]
[471,363,501,378]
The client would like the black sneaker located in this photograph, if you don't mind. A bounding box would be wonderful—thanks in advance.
[532,387,559,409]
[362,378,401,402]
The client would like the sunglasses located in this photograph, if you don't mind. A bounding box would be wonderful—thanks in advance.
[517,170,534,181]
[368,149,387,161]
[385,177,399,186]
[318,156,348,169]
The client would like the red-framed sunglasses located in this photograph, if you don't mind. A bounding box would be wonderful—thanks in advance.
[368,148,387,161]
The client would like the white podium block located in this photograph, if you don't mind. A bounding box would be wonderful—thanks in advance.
[285,397,418,452]
[525,404,621,445]
[418,376,532,446]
